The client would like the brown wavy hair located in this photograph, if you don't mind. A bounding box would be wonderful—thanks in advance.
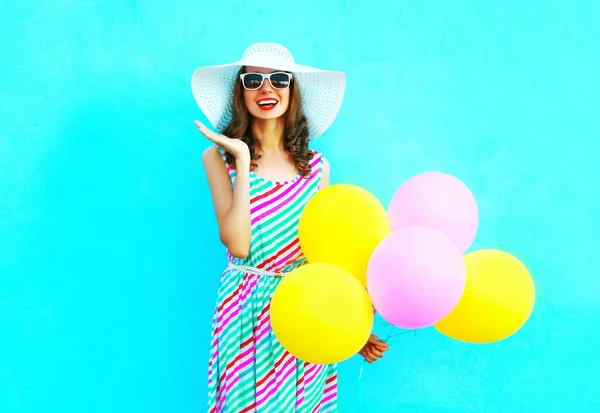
[221,67,313,177]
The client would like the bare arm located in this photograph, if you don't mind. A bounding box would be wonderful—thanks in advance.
[195,120,252,258]
[202,147,252,258]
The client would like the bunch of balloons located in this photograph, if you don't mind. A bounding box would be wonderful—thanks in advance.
[270,172,536,365]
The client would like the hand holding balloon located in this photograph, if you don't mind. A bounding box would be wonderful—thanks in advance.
[358,334,389,363]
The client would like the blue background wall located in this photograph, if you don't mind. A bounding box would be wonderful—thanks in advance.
[1,0,599,412]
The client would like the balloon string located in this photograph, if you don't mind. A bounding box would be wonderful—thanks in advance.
[358,361,365,405]
[357,324,417,406]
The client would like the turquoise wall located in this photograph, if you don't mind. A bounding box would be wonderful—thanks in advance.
[1,1,598,412]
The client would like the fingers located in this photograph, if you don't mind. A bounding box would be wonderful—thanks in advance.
[360,347,372,363]
[194,120,210,135]
[360,339,390,364]
[194,120,220,142]
[365,344,384,359]
[370,347,385,358]
[374,341,389,352]
[358,346,371,363]
[362,347,378,363]
[368,336,389,351]
[360,344,385,363]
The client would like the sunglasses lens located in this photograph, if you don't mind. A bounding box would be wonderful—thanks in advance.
[270,73,291,89]
[242,74,263,90]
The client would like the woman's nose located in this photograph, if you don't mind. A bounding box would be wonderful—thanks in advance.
[260,77,274,93]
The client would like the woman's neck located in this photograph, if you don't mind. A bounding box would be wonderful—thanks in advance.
[251,118,285,153]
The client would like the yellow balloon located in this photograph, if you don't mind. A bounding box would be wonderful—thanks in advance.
[299,184,390,286]
[270,263,374,364]
[434,249,535,343]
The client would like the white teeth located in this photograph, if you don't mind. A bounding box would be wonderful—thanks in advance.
[257,100,278,106]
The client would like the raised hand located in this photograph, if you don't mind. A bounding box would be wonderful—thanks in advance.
[194,120,250,161]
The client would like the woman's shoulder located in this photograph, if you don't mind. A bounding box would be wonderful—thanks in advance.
[308,150,330,187]
[310,149,327,161]
[308,150,329,178]
[310,150,329,167]
[202,145,234,175]
[202,145,223,166]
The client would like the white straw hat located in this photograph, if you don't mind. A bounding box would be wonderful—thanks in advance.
[191,42,346,140]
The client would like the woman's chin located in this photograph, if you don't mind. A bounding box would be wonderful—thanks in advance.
[250,109,287,120]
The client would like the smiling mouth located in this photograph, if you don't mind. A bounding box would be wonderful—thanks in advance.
[257,99,279,110]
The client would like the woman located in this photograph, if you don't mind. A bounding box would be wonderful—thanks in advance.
[192,42,389,413]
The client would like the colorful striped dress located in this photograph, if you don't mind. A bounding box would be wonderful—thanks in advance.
[207,147,338,413]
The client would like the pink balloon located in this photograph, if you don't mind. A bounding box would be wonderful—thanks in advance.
[388,172,478,253]
[367,226,466,329]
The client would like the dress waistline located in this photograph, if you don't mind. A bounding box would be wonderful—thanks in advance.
[225,263,285,278]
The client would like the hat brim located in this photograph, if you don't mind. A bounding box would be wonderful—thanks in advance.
[191,59,345,139]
